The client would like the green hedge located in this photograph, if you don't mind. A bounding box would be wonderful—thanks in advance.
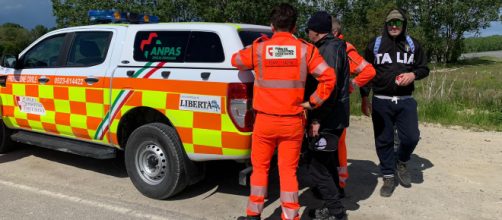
[464,35,502,53]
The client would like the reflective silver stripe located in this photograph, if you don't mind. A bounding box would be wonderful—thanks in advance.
[234,53,248,69]
[300,43,308,81]
[281,191,299,219]
[281,207,298,220]
[312,61,329,77]
[255,79,305,89]
[354,60,369,74]
[280,191,299,203]
[250,185,267,197]
[339,177,348,182]
[256,42,264,80]
[311,92,324,106]
[337,166,348,174]
[247,200,264,214]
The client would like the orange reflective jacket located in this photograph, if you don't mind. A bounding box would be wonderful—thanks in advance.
[346,42,376,87]
[232,32,336,115]
[337,34,376,87]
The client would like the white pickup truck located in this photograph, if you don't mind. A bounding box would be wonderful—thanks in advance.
[0,21,271,199]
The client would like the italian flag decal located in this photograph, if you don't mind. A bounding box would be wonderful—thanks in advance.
[94,61,166,140]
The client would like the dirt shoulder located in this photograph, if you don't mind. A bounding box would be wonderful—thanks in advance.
[0,116,501,220]
[325,116,502,220]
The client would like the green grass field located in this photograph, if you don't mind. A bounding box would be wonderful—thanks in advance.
[350,57,502,131]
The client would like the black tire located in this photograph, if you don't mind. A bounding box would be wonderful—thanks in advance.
[0,120,14,153]
[125,123,187,199]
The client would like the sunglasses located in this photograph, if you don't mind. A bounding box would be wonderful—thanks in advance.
[386,20,403,27]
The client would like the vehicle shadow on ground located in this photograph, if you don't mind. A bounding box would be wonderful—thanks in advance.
[0,144,128,178]
[171,160,262,200]
[0,144,32,164]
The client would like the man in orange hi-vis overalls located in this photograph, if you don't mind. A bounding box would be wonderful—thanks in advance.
[331,17,376,194]
[232,4,336,220]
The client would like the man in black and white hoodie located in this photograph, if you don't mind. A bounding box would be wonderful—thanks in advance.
[360,8,429,197]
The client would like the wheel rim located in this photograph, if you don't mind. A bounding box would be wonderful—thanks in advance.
[135,143,168,185]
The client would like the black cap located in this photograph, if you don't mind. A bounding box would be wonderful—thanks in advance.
[309,131,339,152]
[307,11,332,34]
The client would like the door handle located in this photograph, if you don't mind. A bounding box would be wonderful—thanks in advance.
[127,70,135,77]
[85,77,99,85]
[161,71,171,79]
[201,72,211,80]
[38,76,49,84]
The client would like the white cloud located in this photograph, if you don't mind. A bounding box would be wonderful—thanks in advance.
[3,4,23,10]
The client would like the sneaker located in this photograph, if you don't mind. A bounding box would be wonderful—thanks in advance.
[236,215,261,220]
[380,176,396,197]
[396,160,412,188]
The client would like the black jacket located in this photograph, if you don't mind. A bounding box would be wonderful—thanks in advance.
[361,9,429,97]
[305,34,350,130]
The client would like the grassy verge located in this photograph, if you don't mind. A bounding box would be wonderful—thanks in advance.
[350,57,502,131]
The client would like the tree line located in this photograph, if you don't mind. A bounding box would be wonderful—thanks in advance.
[0,24,49,58]
[1,0,500,63]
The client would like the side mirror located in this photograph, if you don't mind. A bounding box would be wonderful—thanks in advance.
[1,55,18,69]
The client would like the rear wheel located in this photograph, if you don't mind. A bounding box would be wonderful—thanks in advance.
[125,123,187,199]
[0,120,14,153]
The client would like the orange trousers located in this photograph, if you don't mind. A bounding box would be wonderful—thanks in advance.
[246,113,304,220]
[337,129,348,188]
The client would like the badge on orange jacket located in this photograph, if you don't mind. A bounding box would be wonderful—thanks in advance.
[265,45,298,66]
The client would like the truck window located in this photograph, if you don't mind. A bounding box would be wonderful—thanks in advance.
[185,32,224,63]
[66,31,112,67]
[134,31,190,62]
[22,34,66,68]
[239,30,273,47]
[133,31,224,63]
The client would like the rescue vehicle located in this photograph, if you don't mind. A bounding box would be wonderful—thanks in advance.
[0,10,271,199]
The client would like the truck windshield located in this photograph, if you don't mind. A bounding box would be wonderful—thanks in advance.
[239,30,272,47]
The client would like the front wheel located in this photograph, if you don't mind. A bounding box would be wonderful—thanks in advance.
[125,123,187,199]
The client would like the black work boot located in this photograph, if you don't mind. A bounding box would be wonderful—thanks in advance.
[309,207,330,219]
[236,215,261,220]
[380,176,396,197]
[310,208,348,220]
[396,160,412,188]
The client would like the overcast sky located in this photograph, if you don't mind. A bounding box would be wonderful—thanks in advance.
[0,0,56,29]
[0,0,500,37]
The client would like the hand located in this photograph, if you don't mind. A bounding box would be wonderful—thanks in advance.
[349,79,357,94]
[309,121,320,137]
[396,72,415,86]
[361,96,372,116]
[300,101,313,110]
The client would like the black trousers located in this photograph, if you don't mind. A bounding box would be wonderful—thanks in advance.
[371,96,420,176]
[308,129,345,215]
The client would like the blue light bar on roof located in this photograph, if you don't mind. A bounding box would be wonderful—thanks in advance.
[88,10,159,24]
